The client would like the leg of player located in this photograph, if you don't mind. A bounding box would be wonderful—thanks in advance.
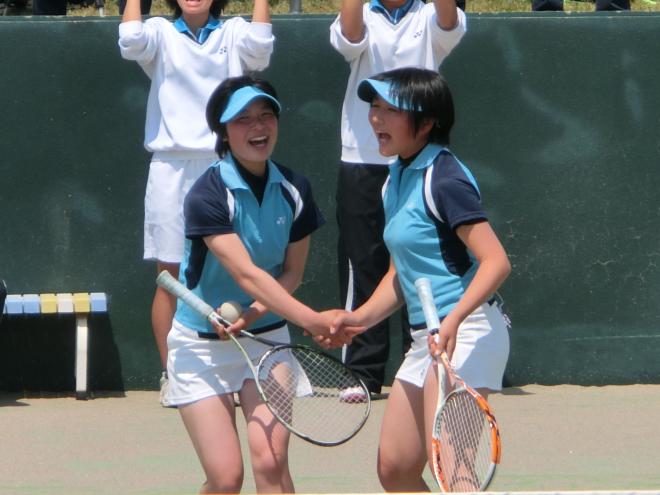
[239,380,294,493]
[153,261,178,404]
[178,394,244,493]
[377,379,429,492]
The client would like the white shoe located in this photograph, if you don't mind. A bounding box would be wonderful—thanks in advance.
[159,371,172,408]
[339,386,368,403]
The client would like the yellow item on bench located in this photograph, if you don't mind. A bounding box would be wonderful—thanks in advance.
[39,293,58,314]
[73,293,91,313]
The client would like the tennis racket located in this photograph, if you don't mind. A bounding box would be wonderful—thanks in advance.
[156,271,371,446]
[415,277,501,492]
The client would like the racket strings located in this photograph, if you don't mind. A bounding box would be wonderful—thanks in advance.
[257,347,369,445]
[436,391,494,492]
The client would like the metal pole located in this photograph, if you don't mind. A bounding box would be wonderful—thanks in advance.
[289,0,301,13]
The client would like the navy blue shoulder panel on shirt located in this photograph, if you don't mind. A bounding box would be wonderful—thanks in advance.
[427,150,487,230]
[184,165,235,239]
[273,161,326,243]
[422,150,487,277]
[183,165,234,290]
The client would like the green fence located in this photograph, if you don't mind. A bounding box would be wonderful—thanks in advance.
[1,12,659,392]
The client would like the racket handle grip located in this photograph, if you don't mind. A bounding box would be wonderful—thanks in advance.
[415,277,441,334]
[156,271,231,327]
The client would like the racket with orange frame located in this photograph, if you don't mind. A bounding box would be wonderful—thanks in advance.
[415,277,501,492]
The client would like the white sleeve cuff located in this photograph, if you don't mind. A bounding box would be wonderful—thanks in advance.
[249,21,273,39]
[329,16,369,60]
[118,19,143,38]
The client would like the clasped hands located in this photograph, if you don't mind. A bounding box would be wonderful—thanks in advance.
[305,309,365,349]
[208,306,365,348]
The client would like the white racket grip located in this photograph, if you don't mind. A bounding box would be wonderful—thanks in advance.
[415,277,441,335]
[156,271,229,326]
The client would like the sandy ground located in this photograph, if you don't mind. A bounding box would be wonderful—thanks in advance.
[1,385,659,494]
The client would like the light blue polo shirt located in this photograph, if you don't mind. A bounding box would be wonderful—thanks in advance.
[383,144,487,328]
[173,16,221,44]
[176,154,325,334]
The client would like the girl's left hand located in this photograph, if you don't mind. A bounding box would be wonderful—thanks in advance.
[211,307,256,340]
[211,317,232,340]
[428,314,460,360]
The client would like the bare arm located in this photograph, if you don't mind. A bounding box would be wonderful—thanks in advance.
[339,0,365,43]
[122,0,141,23]
[235,237,310,328]
[331,259,404,338]
[432,221,511,358]
[252,0,271,24]
[204,233,329,336]
[433,0,459,30]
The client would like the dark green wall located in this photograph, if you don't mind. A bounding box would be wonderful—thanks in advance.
[1,12,659,391]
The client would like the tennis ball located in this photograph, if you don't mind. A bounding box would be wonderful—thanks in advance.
[219,301,242,323]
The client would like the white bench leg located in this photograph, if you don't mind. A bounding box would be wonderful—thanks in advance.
[75,315,89,400]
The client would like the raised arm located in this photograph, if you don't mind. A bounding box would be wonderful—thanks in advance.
[339,0,365,43]
[122,0,141,23]
[433,0,459,30]
[252,0,271,24]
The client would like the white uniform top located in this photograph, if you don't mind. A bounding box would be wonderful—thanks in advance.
[329,2,466,165]
[118,18,274,154]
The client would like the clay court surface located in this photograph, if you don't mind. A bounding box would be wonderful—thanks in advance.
[1,384,659,494]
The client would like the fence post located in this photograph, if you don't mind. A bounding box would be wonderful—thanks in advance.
[289,0,301,13]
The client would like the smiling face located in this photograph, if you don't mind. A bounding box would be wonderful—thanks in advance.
[368,95,432,159]
[225,99,278,175]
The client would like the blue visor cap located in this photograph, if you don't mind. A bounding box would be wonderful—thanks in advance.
[220,86,282,123]
[357,78,414,111]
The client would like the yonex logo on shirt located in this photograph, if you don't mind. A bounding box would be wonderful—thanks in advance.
[219,46,227,55]
[276,216,286,225]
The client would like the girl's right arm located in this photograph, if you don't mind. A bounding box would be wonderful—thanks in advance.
[339,0,365,42]
[204,232,336,339]
[118,0,158,63]
[121,0,141,22]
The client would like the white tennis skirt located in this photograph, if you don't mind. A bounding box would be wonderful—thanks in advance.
[166,319,290,406]
[396,302,510,391]
[143,152,216,264]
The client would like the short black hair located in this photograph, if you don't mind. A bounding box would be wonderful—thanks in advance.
[367,67,454,146]
[165,0,227,19]
[206,75,280,158]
